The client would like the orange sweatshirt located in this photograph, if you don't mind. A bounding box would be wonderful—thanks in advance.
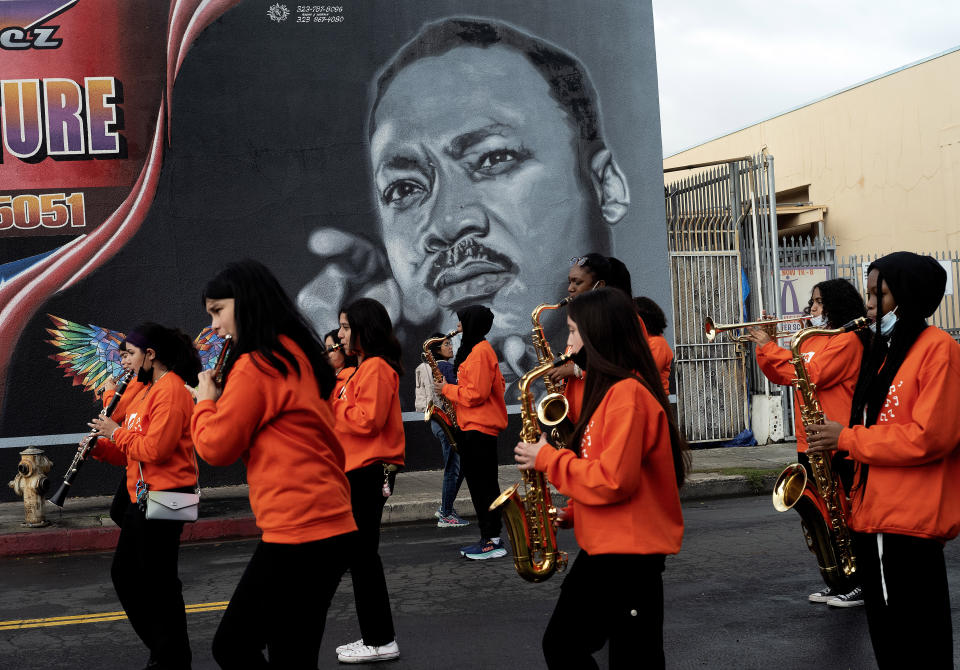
[755,331,862,453]
[647,334,673,395]
[536,377,684,555]
[191,336,356,544]
[93,372,197,503]
[838,326,960,541]
[441,340,508,436]
[332,356,405,472]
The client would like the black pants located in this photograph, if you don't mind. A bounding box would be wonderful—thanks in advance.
[853,531,954,669]
[457,429,502,540]
[543,551,666,670]
[346,464,397,646]
[212,532,355,669]
[111,502,190,669]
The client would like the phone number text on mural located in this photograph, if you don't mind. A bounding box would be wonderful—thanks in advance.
[0,193,86,231]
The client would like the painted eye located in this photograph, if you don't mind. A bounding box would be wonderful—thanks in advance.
[475,149,523,176]
[382,180,426,206]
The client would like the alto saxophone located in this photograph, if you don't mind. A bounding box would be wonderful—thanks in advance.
[531,297,574,448]
[490,352,572,583]
[422,329,460,448]
[771,317,869,591]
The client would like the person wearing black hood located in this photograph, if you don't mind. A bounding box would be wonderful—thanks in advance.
[434,305,509,560]
[807,251,960,669]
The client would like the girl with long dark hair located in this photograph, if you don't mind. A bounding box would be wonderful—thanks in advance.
[88,322,202,670]
[514,288,688,669]
[332,297,404,664]
[325,327,356,398]
[744,277,867,606]
[191,259,357,669]
[807,252,960,668]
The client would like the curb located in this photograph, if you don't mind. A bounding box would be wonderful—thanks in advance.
[0,517,262,558]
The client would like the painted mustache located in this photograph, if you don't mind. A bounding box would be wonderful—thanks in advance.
[429,238,516,309]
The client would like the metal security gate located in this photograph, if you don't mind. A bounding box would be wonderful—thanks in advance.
[665,153,779,443]
[839,250,960,343]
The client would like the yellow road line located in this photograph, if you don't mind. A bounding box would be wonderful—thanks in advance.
[0,601,230,630]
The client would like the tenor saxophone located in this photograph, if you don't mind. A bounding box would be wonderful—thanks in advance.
[490,352,572,583]
[422,329,460,448]
[771,317,869,591]
[531,297,574,448]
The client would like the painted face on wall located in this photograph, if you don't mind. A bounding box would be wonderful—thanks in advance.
[370,45,601,346]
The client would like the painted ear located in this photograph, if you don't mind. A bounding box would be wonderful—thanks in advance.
[589,148,630,225]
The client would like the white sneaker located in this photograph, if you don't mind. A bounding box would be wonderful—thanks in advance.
[827,586,864,608]
[335,639,365,655]
[337,639,400,664]
[808,586,837,603]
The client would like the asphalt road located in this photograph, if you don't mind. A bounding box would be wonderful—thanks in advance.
[1,496,957,669]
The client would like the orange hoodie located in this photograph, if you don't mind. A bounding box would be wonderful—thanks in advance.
[536,378,684,555]
[332,356,405,472]
[93,372,197,503]
[756,331,863,453]
[838,326,960,541]
[191,336,356,544]
[647,334,673,395]
[441,340,507,436]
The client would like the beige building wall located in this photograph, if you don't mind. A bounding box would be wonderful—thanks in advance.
[663,47,960,259]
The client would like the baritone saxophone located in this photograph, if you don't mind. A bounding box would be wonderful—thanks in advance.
[421,329,460,448]
[490,352,572,583]
[771,317,869,591]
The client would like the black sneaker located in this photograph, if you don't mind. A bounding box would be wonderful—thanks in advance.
[827,586,864,608]
[808,586,837,603]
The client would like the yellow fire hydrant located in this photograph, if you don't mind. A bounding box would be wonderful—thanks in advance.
[9,447,53,527]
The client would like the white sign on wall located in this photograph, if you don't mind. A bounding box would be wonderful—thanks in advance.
[779,266,830,335]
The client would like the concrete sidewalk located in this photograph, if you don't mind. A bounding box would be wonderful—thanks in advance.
[0,442,797,558]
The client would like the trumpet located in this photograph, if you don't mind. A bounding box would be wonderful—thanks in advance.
[703,315,808,342]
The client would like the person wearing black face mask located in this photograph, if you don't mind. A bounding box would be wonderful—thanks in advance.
[87,322,202,670]
[806,252,960,669]
[514,288,689,670]
[433,305,509,560]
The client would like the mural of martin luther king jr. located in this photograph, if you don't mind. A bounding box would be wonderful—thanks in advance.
[297,17,630,388]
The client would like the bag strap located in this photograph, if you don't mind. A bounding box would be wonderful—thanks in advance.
[137,451,201,496]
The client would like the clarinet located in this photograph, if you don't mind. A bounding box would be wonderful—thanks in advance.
[49,369,136,507]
